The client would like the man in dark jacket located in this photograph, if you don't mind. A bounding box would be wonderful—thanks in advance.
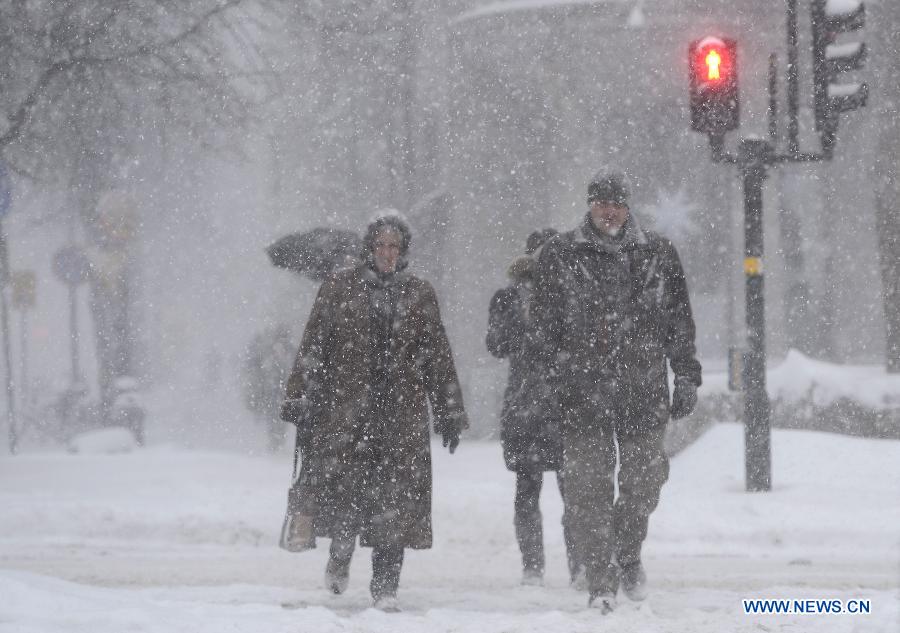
[533,172,702,613]
[280,214,468,612]
[487,229,581,587]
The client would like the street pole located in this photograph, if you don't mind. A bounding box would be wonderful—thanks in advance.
[63,220,83,387]
[693,0,852,491]
[768,55,779,144]
[786,0,800,156]
[18,307,27,402]
[739,139,772,492]
[0,221,17,454]
[68,282,81,385]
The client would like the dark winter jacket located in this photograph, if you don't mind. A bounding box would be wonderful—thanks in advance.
[533,214,701,434]
[487,257,563,472]
[282,264,468,549]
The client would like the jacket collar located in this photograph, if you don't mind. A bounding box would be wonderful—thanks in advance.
[576,213,648,253]
[359,263,409,289]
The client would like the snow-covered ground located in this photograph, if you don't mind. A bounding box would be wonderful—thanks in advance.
[1,423,898,632]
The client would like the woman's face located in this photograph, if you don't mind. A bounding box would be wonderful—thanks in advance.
[373,227,402,273]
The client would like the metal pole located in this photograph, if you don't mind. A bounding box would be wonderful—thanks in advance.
[18,308,27,401]
[0,220,17,454]
[399,0,417,211]
[739,139,772,492]
[68,282,81,384]
[768,54,779,144]
[786,0,800,156]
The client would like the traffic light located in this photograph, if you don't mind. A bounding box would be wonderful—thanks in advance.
[689,37,739,135]
[811,0,867,143]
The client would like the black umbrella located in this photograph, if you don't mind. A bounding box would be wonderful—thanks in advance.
[266,227,364,281]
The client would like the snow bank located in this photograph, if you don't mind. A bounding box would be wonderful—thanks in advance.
[67,428,138,455]
[767,350,900,409]
[696,350,900,439]
[702,349,900,409]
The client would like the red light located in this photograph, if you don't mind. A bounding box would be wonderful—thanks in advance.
[688,36,739,133]
[705,49,722,80]
[691,38,733,85]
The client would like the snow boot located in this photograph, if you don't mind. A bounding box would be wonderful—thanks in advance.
[325,557,350,595]
[620,561,648,601]
[570,565,588,591]
[373,595,400,613]
[521,568,544,586]
[588,592,617,614]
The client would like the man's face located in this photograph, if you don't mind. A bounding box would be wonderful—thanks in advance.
[589,200,629,234]
[373,228,403,273]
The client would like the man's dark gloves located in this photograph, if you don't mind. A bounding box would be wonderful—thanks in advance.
[441,426,460,454]
[670,377,698,420]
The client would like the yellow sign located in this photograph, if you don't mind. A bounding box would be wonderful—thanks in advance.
[11,270,35,309]
[743,257,763,276]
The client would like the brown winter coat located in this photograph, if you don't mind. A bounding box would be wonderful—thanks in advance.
[284,264,468,549]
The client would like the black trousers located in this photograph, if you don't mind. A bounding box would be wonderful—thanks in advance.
[329,536,404,599]
[514,469,579,579]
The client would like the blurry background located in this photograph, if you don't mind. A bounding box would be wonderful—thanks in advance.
[1,0,896,449]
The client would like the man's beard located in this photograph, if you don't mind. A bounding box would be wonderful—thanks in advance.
[602,223,622,236]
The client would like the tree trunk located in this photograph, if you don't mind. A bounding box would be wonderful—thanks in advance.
[873,1,900,372]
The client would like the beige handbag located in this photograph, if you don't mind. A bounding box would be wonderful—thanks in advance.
[278,431,317,552]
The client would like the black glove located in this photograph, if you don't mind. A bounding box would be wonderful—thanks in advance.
[670,377,698,420]
[441,426,460,454]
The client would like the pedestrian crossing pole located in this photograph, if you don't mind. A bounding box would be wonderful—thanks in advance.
[739,139,772,492]
[689,4,855,490]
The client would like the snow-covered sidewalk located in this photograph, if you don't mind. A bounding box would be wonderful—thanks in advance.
[1,423,898,632]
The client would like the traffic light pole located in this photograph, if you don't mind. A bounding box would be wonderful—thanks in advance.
[710,133,824,492]
[786,0,801,156]
[713,138,776,491]
[739,140,772,491]
[696,0,865,492]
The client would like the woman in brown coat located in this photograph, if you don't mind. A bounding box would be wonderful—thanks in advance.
[281,214,468,611]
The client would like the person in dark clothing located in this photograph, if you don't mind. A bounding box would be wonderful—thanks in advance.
[533,171,702,613]
[487,229,582,587]
[280,213,468,612]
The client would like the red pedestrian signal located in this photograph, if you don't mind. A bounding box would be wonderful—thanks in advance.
[705,49,722,80]
[689,37,739,134]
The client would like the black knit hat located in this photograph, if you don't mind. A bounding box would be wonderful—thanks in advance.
[587,171,630,207]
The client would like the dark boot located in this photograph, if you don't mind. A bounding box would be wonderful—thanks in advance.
[514,470,545,584]
[325,536,355,594]
[371,545,404,610]
[620,561,647,601]
[588,591,617,614]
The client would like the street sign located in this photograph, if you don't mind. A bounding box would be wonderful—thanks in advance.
[52,245,92,286]
[0,163,11,218]
[10,270,35,309]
